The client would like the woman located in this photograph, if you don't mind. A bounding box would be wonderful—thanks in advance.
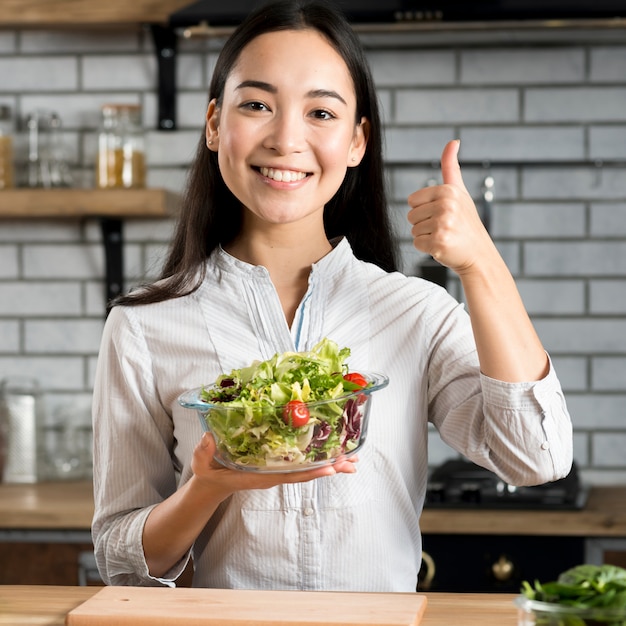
[92,0,572,591]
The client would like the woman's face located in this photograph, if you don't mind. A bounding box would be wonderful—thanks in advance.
[206,28,368,231]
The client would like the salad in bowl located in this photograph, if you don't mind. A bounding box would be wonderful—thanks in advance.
[178,338,388,473]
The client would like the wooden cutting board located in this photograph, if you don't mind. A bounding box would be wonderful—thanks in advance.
[65,586,427,626]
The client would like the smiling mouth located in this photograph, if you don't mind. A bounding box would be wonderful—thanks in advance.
[258,167,309,183]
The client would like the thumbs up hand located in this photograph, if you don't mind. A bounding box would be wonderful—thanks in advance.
[407,140,494,276]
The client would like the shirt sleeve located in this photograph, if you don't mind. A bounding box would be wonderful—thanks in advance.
[475,358,572,485]
[91,305,190,586]
[425,292,573,487]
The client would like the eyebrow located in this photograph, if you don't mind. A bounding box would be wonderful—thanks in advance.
[236,80,348,106]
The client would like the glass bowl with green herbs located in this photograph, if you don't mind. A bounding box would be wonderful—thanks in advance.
[516,564,626,626]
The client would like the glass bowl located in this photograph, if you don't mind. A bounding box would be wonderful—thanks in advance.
[515,595,626,625]
[178,371,389,473]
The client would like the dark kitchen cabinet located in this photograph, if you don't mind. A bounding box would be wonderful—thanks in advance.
[0,540,98,585]
[419,533,585,593]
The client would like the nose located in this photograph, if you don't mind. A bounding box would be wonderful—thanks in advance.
[262,111,307,155]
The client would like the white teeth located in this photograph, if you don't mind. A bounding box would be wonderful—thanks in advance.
[259,167,307,182]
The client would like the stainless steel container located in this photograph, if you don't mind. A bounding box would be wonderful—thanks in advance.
[0,377,46,483]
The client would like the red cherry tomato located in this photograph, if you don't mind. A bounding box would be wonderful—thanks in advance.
[282,400,310,428]
[343,372,368,389]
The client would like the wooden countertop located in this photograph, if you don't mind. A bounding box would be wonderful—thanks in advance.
[1,481,625,537]
[420,486,626,537]
[0,481,94,530]
[0,586,519,626]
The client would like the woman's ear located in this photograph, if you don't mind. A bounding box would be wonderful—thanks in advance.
[205,99,220,151]
[348,116,369,167]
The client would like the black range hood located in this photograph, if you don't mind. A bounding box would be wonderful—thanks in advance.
[169,0,626,28]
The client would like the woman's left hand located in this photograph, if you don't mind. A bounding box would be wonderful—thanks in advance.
[407,139,497,276]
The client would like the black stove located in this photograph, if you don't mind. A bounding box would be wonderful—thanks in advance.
[425,459,588,510]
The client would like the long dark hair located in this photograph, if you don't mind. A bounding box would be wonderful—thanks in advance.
[113,0,398,308]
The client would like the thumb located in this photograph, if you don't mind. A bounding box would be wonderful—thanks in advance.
[200,431,215,451]
[440,139,466,189]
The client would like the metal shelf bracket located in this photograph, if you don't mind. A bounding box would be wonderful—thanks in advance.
[100,218,124,313]
[150,24,178,130]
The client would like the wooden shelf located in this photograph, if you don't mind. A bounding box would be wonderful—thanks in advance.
[0,188,180,219]
[0,0,191,27]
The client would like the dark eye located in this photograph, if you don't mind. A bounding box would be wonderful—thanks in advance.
[311,109,335,120]
[242,101,269,112]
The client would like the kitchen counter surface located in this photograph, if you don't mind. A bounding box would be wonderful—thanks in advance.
[0,586,519,625]
[421,485,626,537]
[1,481,625,537]
[0,480,94,530]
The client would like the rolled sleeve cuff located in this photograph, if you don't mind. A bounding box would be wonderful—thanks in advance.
[478,355,573,485]
[105,505,192,587]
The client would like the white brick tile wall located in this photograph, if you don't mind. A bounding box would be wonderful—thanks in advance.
[146,129,203,165]
[592,357,626,390]
[427,426,459,466]
[564,393,626,429]
[0,356,84,390]
[573,432,589,466]
[85,281,107,317]
[0,29,625,483]
[492,202,586,238]
[169,92,211,127]
[525,242,626,276]
[459,126,585,161]
[396,88,519,124]
[590,47,626,82]
[460,48,585,84]
[516,279,585,315]
[590,203,626,236]
[20,30,140,53]
[535,319,626,353]
[0,321,19,352]
[144,242,171,279]
[592,433,626,467]
[366,50,456,86]
[24,319,104,353]
[0,57,78,91]
[145,166,188,192]
[525,87,626,122]
[579,470,626,485]
[590,280,626,314]
[523,167,626,199]
[589,126,626,159]
[0,220,81,242]
[494,242,521,276]
[82,54,156,91]
[384,127,454,163]
[0,246,18,278]
[551,356,588,391]
[122,244,148,282]
[20,93,133,128]
[0,32,16,53]
[22,244,105,279]
[377,89,392,125]
[0,283,81,315]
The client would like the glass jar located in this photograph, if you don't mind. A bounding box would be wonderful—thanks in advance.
[0,104,15,190]
[96,104,146,189]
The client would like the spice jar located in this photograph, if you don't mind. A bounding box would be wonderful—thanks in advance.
[0,105,15,190]
[96,104,146,189]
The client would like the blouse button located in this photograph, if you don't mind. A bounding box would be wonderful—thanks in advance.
[303,507,314,516]
[540,441,550,450]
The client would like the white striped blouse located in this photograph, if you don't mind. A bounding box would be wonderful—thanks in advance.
[91,238,572,591]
